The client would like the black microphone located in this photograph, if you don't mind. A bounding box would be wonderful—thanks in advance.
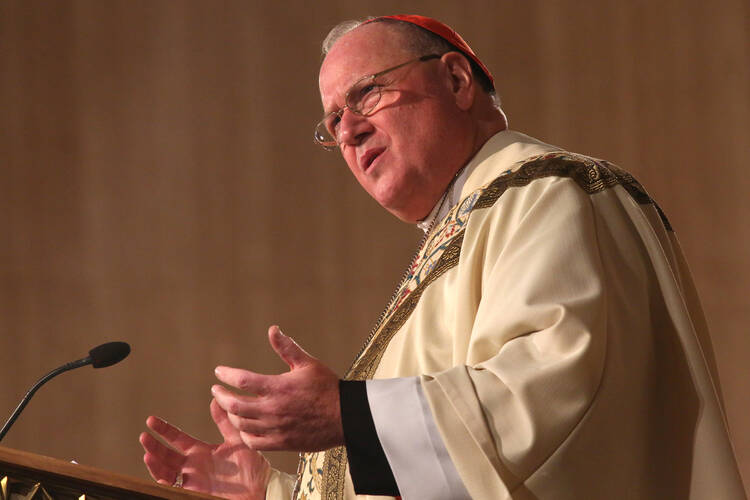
[0,341,130,442]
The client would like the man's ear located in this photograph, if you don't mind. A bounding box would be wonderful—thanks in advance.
[441,52,475,111]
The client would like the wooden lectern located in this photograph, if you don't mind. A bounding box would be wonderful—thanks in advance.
[0,446,222,499]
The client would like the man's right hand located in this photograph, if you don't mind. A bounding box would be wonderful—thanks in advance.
[140,398,271,499]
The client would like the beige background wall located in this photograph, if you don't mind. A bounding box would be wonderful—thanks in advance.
[1,0,748,490]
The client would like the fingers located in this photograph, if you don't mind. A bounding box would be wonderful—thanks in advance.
[145,415,198,454]
[239,431,283,452]
[139,431,185,483]
[225,411,273,437]
[214,366,272,395]
[267,325,313,369]
[211,384,264,419]
[211,390,278,445]
[209,398,243,444]
[213,325,313,394]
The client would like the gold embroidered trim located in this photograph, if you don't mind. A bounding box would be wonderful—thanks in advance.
[318,234,463,500]
[321,446,346,500]
[314,152,668,500]
[347,232,464,381]
[474,152,672,230]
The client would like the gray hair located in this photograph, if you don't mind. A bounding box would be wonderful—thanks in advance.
[321,19,363,55]
[321,17,501,109]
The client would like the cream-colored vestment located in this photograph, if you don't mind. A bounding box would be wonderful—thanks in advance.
[269,131,746,499]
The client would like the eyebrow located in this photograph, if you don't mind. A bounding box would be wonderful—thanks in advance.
[320,54,442,116]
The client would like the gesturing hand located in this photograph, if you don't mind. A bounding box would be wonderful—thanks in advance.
[211,325,344,452]
[140,399,271,500]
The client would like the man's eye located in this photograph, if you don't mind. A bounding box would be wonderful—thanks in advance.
[350,82,383,113]
[352,82,380,101]
[360,83,378,95]
[326,114,341,134]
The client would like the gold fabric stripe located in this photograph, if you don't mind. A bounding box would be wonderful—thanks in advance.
[345,232,465,381]
[318,235,465,498]
[474,152,672,230]
[321,446,346,500]
[314,152,669,500]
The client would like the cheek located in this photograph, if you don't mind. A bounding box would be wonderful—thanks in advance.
[340,150,371,190]
[403,108,457,160]
[341,150,358,173]
[388,104,440,145]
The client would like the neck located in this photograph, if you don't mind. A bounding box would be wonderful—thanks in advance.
[448,108,507,185]
[416,161,469,233]
[405,108,508,224]
[470,106,508,157]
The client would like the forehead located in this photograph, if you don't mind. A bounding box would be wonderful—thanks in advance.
[318,23,414,111]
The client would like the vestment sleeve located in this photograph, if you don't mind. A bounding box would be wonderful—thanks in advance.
[339,380,399,495]
[420,176,609,497]
[365,377,472,499]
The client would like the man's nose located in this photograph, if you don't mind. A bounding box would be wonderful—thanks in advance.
[337,109,373,146]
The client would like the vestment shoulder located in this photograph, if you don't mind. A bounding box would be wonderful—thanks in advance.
[471,151,672,231]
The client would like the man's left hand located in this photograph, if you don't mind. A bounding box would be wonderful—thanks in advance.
[212,325,344,452]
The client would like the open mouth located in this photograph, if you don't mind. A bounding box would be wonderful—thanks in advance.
[361,148,385,172]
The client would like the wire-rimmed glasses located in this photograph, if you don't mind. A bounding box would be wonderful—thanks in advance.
[314,54,442,151]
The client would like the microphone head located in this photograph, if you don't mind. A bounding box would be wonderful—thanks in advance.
[89,342,130,368]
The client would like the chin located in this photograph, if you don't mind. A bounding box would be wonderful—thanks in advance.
[368,174,425,222]
[377,197,426,223]
[389,209,419,223]
[371,194,407,221]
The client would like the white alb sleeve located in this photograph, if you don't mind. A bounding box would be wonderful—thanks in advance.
[366,377,471,500]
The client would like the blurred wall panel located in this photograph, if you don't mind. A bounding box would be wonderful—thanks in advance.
[1,0,748,490]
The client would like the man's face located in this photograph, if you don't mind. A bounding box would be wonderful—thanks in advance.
[318,23,470,222]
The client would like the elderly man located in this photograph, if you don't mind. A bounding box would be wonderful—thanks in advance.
[140,15,746,500]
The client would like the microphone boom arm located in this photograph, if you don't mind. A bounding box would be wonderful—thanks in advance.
[0,341,129,443]
[0,356,92,442]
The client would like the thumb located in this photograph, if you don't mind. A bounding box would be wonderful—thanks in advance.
[268,325,313,369]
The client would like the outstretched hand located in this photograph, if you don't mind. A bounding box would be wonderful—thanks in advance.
[140,399,270,499]
[212,325,344,452]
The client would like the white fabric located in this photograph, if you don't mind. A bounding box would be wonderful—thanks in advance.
[285,130,747,500]
[366,378,471,500]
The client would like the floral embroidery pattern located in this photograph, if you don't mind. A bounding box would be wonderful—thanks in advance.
[295,451,326,499]
[384,191,480,320]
